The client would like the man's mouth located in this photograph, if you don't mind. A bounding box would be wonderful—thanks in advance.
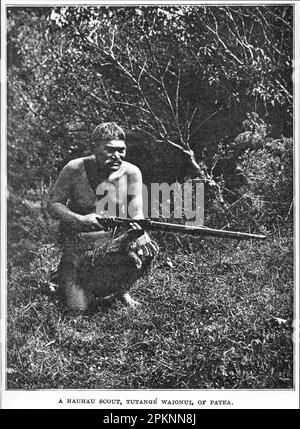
[107,160,121,167]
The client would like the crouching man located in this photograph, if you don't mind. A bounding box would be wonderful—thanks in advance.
[47,122,158,315]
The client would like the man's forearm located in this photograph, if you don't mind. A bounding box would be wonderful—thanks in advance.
[128,196,144,220]
[47,202,83,229]
[130,211,144,220]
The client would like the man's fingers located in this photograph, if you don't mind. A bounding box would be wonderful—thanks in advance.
[128,251,142,269]
[130,222,142,230]
[141,245,150,257]
[148,241,159,255]
[95,216,112,231]
[135,242,159,261]
[92,220,103,231]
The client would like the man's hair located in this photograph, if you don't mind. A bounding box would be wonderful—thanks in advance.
[92,122,126,142]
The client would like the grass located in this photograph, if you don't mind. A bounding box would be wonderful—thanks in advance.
[6,224,294,390]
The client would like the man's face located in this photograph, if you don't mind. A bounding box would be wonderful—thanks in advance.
[95,140,127,171]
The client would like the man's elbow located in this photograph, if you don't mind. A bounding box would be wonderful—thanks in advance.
[46,200,61,219]
[46,201,54,217]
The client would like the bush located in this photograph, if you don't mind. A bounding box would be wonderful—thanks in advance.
[236,137,293,224]
[7,186,58,266]
[206,114,293,233]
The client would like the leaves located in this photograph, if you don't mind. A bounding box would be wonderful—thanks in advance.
[7,5,293,191]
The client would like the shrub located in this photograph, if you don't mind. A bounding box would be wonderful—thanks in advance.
[7,186,58,266]
[206,114,293,233]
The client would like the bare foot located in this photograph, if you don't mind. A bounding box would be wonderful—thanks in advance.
[100,293,118,307]
[120,292,140,308]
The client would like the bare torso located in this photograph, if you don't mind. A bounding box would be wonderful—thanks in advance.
[48,156,143,227]
[67,157,129,216]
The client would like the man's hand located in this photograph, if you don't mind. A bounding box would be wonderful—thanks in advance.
[77,213,106,232]
[127,230,159,269]
[129,221,143,231]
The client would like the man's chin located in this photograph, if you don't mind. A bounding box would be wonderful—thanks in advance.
[106,162,122,171]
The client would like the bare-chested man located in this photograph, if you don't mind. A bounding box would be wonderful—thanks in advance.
[47,122,149,314]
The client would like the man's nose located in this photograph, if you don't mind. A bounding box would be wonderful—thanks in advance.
[111,151,121,159]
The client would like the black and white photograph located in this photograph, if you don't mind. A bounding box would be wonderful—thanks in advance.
[1,0,299,410]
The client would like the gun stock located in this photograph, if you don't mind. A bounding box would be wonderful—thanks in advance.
[96,217,267,240]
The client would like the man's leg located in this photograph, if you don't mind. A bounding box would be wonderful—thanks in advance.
[60,252,93,315]
[65,281,93,315]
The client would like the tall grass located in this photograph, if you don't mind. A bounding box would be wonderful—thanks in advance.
[7,224,293,389]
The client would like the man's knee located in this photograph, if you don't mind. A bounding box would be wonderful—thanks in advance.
[64,282,92,315]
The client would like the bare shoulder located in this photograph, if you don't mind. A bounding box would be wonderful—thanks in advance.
[59,157,88,181]
[64,157,86,172]
[123,161,142,178]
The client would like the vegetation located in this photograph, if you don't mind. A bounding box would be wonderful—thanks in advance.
[8,5,293,188]
[6,5,294,389]
[7,228,293,389]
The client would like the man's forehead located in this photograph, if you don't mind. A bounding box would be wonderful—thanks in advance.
[98,139,126,148]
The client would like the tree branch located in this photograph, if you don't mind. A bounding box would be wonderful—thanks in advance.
[88,91,111,108]
[74,23,202,175]
[191,105,224,137]
[112,101,151,115]
[205,18,244,66]
[18,90,61,126]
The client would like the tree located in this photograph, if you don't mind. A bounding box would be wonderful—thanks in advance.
[7,5,293,198]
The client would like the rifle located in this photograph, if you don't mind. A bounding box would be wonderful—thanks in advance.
[96,217,267,240]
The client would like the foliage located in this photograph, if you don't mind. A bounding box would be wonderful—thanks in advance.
[7,185,58,265]
[236,138,293,226]
[206,113,293,230]
[7,5,293,192]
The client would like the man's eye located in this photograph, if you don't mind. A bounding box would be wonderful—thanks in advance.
[107,148,125,154]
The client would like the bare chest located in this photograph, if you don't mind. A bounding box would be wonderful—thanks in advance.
[70,169,128,215]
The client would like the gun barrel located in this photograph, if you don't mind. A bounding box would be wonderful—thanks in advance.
[97,217,267,240]
[146,220,266,240]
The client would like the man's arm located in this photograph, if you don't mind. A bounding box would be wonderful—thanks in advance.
[127,165,144,220]
[47,161,102,231]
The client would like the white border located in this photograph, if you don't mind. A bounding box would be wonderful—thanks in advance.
[1,0,299,410]
[1,0,8,412]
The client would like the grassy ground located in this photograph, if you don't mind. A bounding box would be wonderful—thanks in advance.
[6,226,294,390]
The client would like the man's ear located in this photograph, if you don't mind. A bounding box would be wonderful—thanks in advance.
[90,140,96,151]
